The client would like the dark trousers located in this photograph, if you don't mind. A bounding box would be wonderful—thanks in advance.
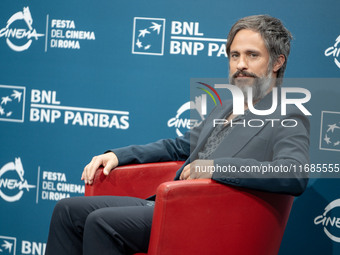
[45,196,155,255]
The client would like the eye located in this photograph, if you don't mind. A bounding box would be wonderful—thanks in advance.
[230,53,239,59]
[249,53,258,58]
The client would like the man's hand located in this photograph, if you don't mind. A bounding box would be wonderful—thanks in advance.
[179,160,214,180]
[81,152,119,185]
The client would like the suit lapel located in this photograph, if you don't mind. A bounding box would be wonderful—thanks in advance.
[192,102,233,156]
[174,89,280,179]
[208,89,279,158]
[174,103,232,180]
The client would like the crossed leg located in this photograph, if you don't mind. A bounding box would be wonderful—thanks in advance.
[45,196,154,255]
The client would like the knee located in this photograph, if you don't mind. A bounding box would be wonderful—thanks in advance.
[84,210,103,231]
[84,209,121,233]
[53,197,72,213]
[51,197,78,223]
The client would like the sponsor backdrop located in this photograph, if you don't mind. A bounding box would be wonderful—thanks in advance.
[0,0,339,254]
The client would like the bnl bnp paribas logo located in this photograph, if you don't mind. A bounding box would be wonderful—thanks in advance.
[325,35,340,68]
[0,85,25,122]
[0,6,44,52]
[132,17,227,57]
[0,236,16,255]
[320,111,340,152]
[0,85,129,129]
[0,236,46,255]
[132,17,165,56]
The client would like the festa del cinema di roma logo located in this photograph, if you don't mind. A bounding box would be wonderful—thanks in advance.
[168,82,217,136]
[0,158,35,202]
[314,199,340,243]
[0,6,44,52]
[325,35,340,69]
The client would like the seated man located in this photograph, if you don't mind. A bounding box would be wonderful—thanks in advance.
[45,15,309,255]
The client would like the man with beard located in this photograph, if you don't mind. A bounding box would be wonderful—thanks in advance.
[46,15,310,255]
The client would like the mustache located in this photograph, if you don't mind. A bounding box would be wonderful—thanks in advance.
[232,70,258,79]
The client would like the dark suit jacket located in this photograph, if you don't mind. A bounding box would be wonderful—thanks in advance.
[111,90,310,196]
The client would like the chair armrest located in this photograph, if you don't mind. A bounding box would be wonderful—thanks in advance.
[84,161,184,199]
[148,179,294,255]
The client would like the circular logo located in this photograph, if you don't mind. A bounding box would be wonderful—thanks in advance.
[167,98,206,137]
[0,7,44,52]
[314,198,340,242]
[325,36,340,69]
[0,158,35,202]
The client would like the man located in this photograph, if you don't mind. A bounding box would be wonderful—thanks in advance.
[46,15,309,255]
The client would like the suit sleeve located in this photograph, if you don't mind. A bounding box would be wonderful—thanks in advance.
[211,109,310,196]
[108,115,205,166]
[110,136,190,166]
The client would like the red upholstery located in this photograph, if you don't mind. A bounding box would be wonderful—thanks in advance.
[85,162,294,255]
[85,161,183,198]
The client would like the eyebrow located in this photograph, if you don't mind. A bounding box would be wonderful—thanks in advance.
[229,50,239,54]
[230,49,261,54]
[246,50,261,54]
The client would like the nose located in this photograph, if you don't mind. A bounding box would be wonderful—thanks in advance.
[236,55,248,70]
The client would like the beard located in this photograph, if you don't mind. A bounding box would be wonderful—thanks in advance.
[229,69,273,102]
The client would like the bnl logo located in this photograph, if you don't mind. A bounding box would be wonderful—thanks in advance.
[0,236,16,255]
[0,85,25,122]
[320,111,340,152]
[132,17,165,55]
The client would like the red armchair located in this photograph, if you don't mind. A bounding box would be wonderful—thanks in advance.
[85,161,294,255]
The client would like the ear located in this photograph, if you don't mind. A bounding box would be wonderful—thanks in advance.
[273,54,285,73]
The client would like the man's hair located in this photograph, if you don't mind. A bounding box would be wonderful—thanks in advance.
[226,15,292,83]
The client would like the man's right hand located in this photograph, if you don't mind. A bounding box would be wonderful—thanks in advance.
[81,152,119,185]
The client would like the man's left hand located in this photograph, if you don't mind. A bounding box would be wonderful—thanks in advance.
[179,160,214,180]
